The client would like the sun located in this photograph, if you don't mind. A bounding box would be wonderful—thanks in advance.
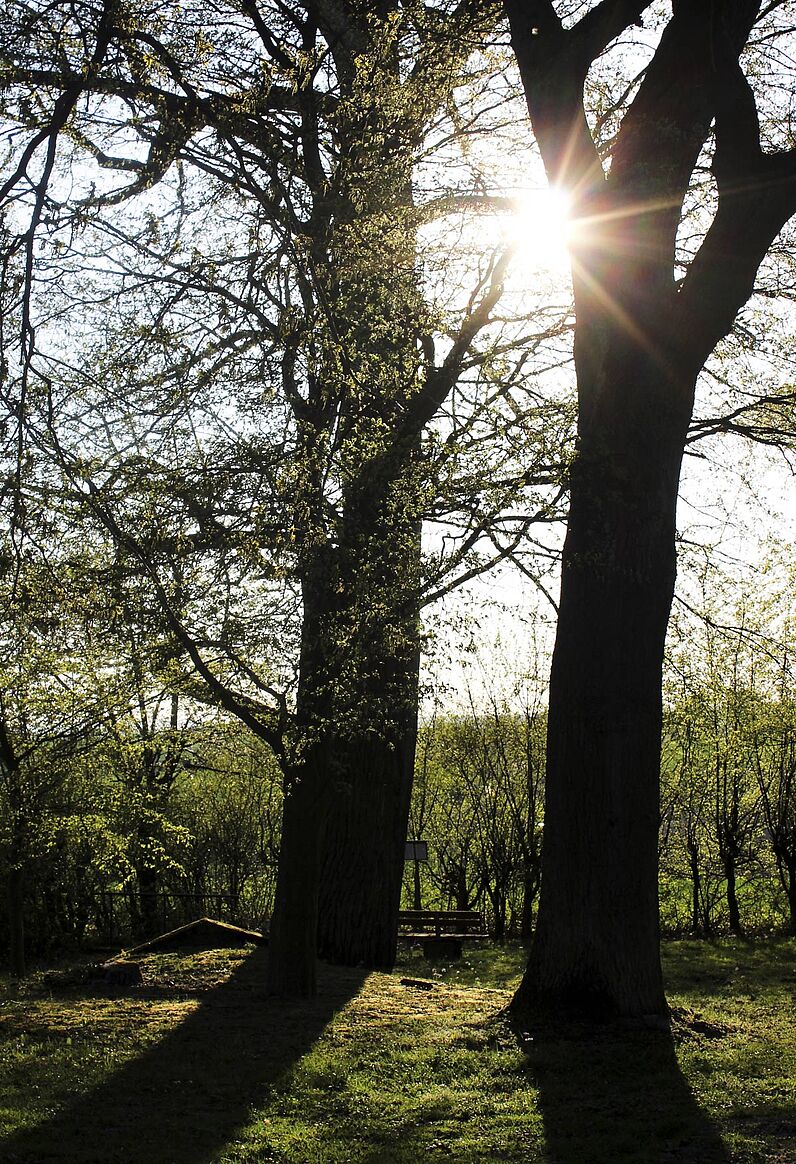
[503,186,572,270]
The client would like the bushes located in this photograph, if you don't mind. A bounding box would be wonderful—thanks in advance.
[407,680,796,940]
[0,723,283,958]
[403,704,545,938]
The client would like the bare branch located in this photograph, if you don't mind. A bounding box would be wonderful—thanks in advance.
[399,246,514,440]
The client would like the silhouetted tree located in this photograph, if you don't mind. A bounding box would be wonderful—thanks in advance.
[504,0,796,1018]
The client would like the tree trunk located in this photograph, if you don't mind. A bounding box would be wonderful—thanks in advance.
[267,464,421,985]
[724,859,743,935]
[315,454,422,968]
[689,845,702,936]
[513,354,694,1020]
[266,542,335,998]
[266,755,325,997]
[316,649,419,967]
[7,864,25,978]
[492,888,506,941]
[519,866,537,940]
[455,864,470,912]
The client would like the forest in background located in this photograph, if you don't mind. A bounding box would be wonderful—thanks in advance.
[4,545,796,960]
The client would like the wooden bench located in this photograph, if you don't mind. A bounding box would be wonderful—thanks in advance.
[397,909,488,959]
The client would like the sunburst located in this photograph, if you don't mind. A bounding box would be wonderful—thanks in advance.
[503,186,572,271]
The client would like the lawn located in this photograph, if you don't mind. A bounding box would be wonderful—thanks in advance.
[0,939,793,1163]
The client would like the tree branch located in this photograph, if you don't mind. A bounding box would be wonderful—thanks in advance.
[678,11,796,363]
[398,246,513,440]
[571,0,653,65]
[502,0,603,198]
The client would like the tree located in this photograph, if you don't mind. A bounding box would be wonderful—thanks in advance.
[92,609,192,939]
[443,694,545,938]
[753,683,796,934]
[408,717,484,914]
[1,0,570,994]
[504,1,796,1017]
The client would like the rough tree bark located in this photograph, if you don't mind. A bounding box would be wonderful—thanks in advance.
[316,444,422,968]
[267,754,325,997]
[266,540,336,996]
[504,0,796,1018]
[517,348,694,1016]
[317,714,418,966]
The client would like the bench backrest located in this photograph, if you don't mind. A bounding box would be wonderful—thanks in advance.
[398,909,481,920]
[397,909,483,930]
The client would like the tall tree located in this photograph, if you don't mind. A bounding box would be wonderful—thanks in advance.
[0,0,568,993]
[503,0,796,1017]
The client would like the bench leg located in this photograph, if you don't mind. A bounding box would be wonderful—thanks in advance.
[422,937,462,960]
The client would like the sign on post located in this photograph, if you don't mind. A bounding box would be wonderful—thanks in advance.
[404,840,428,863]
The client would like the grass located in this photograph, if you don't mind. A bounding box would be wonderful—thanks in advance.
[0,940,793,1163]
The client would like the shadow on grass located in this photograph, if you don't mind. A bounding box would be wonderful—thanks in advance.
[663,936,796,998]
[0,948,366,1164]
[524,1022,732,1164]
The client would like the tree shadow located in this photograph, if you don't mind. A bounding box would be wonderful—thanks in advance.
[521,1020,732,1164]
[345,1016,733,1164]
[1,949,367,1164]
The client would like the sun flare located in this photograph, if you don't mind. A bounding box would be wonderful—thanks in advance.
[503,186,572,269]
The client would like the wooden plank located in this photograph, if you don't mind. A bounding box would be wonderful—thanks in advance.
[125,917,267,955]
[397,908,487,939]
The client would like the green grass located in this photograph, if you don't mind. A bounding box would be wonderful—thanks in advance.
[0,940,794,1162]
